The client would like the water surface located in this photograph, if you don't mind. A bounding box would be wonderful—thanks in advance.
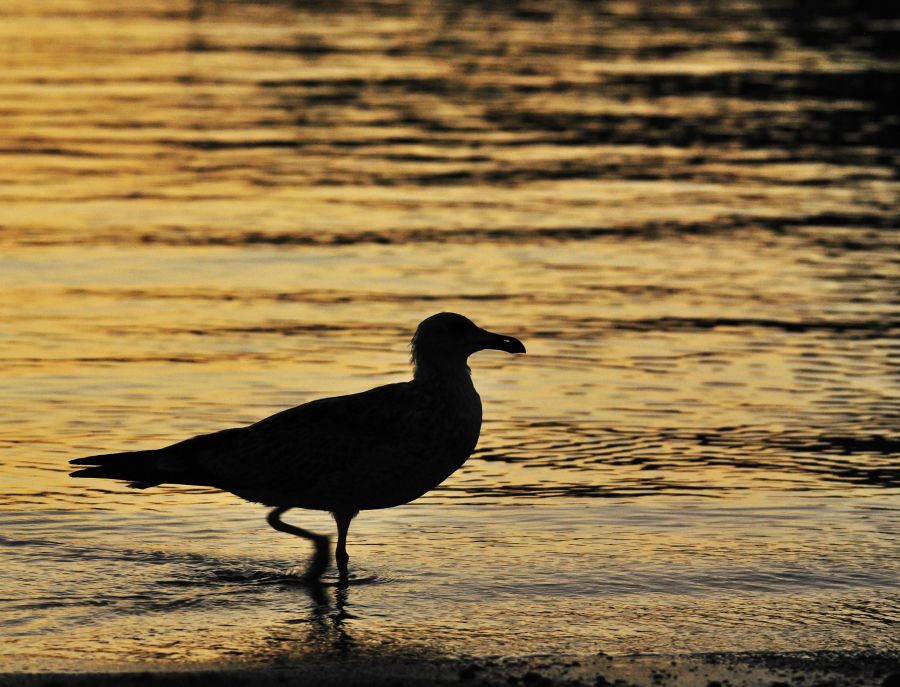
[1,0,898,671]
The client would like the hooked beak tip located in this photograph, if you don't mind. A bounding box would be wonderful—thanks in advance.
[505,337,526,354]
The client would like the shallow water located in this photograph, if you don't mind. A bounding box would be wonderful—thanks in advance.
[1,0,898,672]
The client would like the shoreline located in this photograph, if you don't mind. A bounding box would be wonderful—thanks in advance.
[3,651,899,687]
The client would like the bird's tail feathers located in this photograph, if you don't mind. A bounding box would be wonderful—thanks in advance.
[69,428,239,488]
[69,449,167,487]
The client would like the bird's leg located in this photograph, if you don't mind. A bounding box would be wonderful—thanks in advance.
[267,506,331,582]
[333,510,357,579]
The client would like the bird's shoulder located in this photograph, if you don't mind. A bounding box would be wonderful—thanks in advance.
[252,380,429,434]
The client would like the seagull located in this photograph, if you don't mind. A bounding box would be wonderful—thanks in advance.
[70,312,525,581]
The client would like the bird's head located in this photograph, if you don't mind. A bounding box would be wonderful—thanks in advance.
[411,312,526,376]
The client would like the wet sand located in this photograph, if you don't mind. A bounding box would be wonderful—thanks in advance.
[3,652,899,687]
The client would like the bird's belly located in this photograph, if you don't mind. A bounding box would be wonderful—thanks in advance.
[235,425,479,511]
[230,447,471,511]
[344,438,476,510]
[356,457,467,510]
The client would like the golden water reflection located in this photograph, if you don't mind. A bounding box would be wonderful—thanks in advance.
[1,0,898,669]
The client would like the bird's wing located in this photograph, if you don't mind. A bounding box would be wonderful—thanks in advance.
[192,381,436,497]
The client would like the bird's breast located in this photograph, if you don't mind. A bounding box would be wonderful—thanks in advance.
[435,382,482,453]
[355,384,482,510]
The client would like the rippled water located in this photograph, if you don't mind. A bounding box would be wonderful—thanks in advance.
[1,0,898,672]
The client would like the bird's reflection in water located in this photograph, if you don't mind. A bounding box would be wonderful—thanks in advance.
[309,581,355,656]
[267,569,446,668]
[281,575,368,658]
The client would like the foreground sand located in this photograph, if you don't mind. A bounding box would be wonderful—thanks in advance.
[3,651,898,687]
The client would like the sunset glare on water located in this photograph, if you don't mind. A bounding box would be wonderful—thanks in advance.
[0,0,898,679]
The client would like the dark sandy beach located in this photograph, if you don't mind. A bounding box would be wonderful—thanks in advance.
[3,652,899,687]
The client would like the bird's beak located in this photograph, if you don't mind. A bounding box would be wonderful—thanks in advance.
[476,329,526,354]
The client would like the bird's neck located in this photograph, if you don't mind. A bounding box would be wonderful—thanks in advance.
[412,358,475,394]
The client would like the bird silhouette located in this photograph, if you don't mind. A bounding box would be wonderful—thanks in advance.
[70,313,525,581]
